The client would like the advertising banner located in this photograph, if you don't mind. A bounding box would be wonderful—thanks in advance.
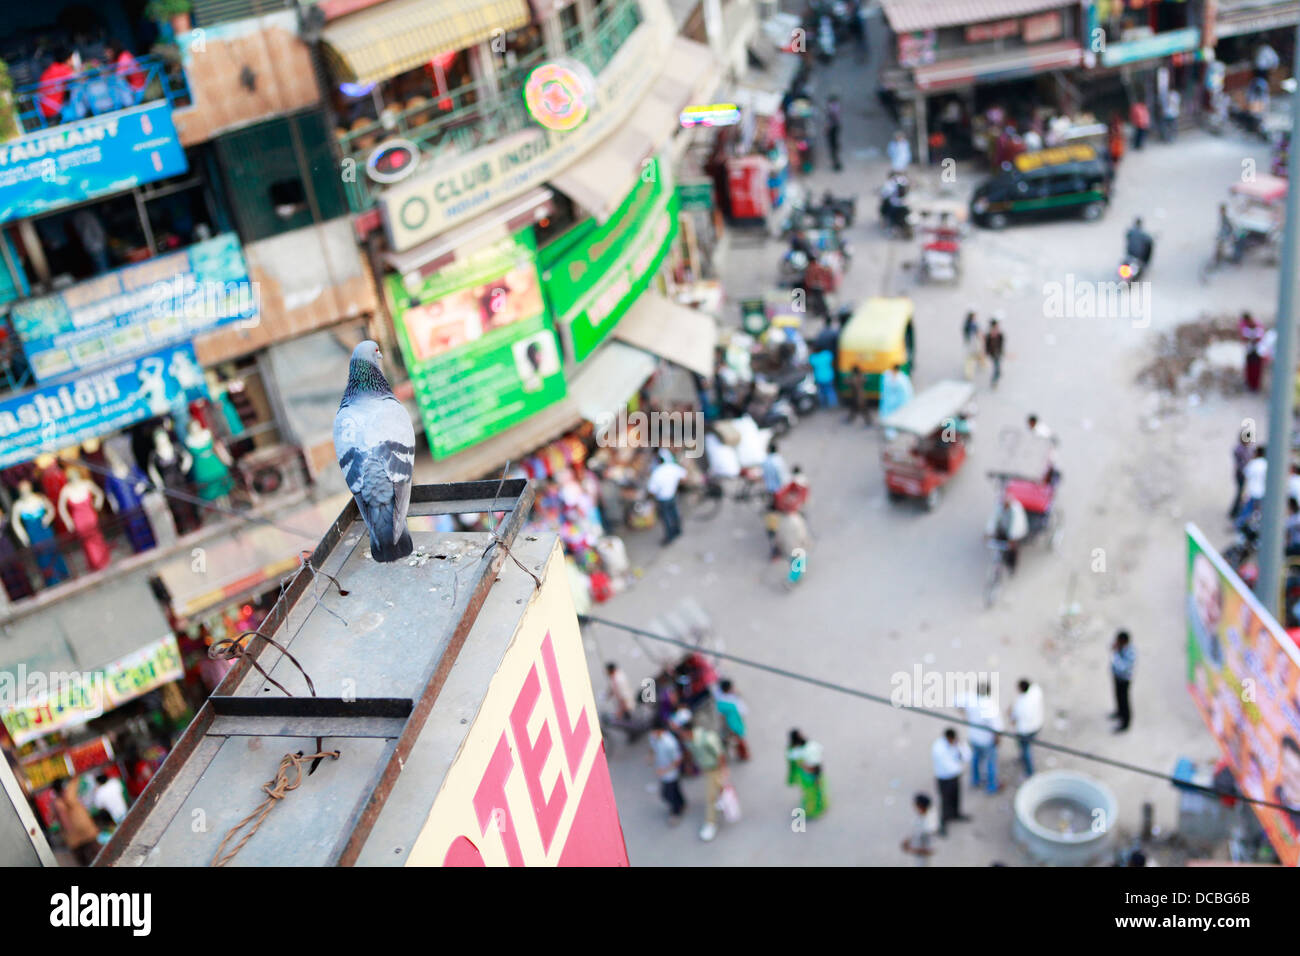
[407,545,628,866]
[540,157,678,364]
[1101,27,1201,67]
[388,230,566,459]
[1186,524,1300,866]
[10,232,257,382]
[0,635,184,746]
[0,100,189,224]
[0,342,210,469]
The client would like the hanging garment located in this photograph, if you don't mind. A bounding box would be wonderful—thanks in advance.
[18,503,68,585]
[0,516,34,601]
[187,434,233,501]
[150,450,201,535]
[66,490,111,571]
[217,389,246,437]
[104,468,156,554]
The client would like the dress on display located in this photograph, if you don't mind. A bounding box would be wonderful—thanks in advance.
[104,468,156,553]
[187,433,233,500]
[39,466,70,534]
[0,516,34,601]
[18,503,68,585]
[150,449,200,534]
[66,490,111,571]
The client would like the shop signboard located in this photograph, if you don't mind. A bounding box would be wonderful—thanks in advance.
[0,100,188,224]
[539,158,678,364]
[966,19,1020,43]
[388,230,566,460]
[1100,27,1201,67]
[19,735,114,791]
[1185,524,1300,867]
[0,636,184,746]
[407,545,629,866]
[898,30,937,68]
[676,180,715,211]
[0,342,210,469]
[10,232,257,383]
[1022,10,1063,44]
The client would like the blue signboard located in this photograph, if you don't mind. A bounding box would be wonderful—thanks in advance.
[0,343,209,468]
[9,233,257,383]
[1100,27,1201,67]
[0,100,188,224]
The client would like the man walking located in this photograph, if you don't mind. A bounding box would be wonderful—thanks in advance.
[1160,87,1181,142]
[1110,631,1136,733]
[985,317,1005,388]
[888,129,911,175]
[901,793,938,864]
[931,727,972,835]
[965,682,1004,795]
[1236,445,1268,531]
[648,719,686,824]
[1231,433,1254,519]
[1130,99,1150,150]
[1009,678,1044,776]
[714,679,750,761]
[844,365,867,423]
[683,715,727,841]
[826,94,843,171]
[647,450,687,545]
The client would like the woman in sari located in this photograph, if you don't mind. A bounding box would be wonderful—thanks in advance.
[786,729,828,819]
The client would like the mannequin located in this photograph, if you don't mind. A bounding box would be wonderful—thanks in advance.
[81,437,111,490]
[103,445,156,554]
[0,503,34,601]
[36,453,70,535]
[148,427,199,535]
[185,419,233,506]
[12,480,68,585]
[58,466,111,572]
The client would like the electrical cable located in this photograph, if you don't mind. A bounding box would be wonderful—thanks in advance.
[580,612,1300,817]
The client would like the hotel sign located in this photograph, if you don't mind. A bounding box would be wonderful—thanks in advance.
[380,20,668,252]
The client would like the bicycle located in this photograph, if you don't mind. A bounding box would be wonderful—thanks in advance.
[984,537,1011,608]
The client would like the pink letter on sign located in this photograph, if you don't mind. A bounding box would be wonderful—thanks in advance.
[509,665,567,852]
[471,734,524,866]
[541,631,591,777]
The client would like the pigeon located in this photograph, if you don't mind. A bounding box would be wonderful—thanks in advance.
[334,341,415,562]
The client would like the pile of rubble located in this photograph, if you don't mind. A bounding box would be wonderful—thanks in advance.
[1136,315,1247,396]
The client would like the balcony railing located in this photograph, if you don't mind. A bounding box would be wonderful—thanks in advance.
[13,54,192,134]
[338,0,645,214]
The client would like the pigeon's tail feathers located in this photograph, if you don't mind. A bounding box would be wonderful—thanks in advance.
[362,498,413,562]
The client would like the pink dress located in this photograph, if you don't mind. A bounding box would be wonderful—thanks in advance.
[67,492,111,571]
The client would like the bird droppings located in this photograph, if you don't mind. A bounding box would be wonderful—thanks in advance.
[356,611,384,633]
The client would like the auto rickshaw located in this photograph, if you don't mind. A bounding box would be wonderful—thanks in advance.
[1223,175,1286,265]
[837,296,915,406]
[880,380,974,510]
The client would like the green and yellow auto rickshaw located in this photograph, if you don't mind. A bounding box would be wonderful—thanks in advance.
[837,296,915,405]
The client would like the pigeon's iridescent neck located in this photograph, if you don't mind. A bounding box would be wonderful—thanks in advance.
[342,358,393,403]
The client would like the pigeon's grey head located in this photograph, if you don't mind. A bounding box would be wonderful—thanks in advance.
[352,340,384,368]
[342,339,394,403]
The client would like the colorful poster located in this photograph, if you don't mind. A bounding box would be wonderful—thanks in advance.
[1186,524,1300,866]
[0,100,188,224]
[388,230,565,459]
[10,233,256,382]
[539,157,678,364]
[0,636,184,745]
[0,342,209,469]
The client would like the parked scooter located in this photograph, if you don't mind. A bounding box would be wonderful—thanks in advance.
[747,379,798,435]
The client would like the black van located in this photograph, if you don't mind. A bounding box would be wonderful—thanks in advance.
[970,145,1113,229]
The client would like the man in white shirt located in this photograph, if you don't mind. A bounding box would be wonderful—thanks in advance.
[1256,42,1280,79]
[1009,679,1045,776]
[1237,446,1268,531]
[1027,413,1060,482]
[91,773,129,824]
[646,450,688,545]
[964,682,1004,794]
[931,728,972,836]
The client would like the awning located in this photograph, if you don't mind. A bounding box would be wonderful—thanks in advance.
[613,292,718,377]
[566,341,658,423]
[913,40,1082,92]
[880,0,1072,32]
[154,494,350,620]
[1214,0,1300,39]
[321,0,531,86]
[384,187,555,276]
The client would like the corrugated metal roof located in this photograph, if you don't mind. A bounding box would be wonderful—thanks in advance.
[879,0,1073,33]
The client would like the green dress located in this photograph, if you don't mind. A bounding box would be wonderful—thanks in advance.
[188,434,233,500]
[786,747,828,819]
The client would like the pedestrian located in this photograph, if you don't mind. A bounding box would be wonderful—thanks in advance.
[878,363,913,421]
[646,449,687,545]
[763,441,791,507]
[1110,630,1136,733]
[1108,113,1126,167]
[984,317,1005,387]
[773,506,812,587]
[51,778,100,866]
[850,0,868,61]
[37,47,76,121]
[887,129,911,175]
[648,719,687,823]
[1130,99,1150,150]
[901,793,938,863]
[605,661,635,720]
[683,715,727,841]
[965,681,1004,795]
[826,94,843,171]
[962,310,978,347]
[90,772,129,825]
[1255,41,1280,81]
[715,679,750,761]
[1160,87,1181,142]
[931,727,972,835]
[1287,497,1300,556]
[810,346,837,408]
[844,365,866,423]
[786,729,828,819]
[1230,433,1254,519]
[1009,678,1044,776]
[1236,445,1268,532]
[1027,413,1060,483]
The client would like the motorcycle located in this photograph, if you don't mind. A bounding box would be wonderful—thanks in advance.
[1119,228,1154,282]
[818,189,857,227]
[769,366,820,416]
[746,379,798,435]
